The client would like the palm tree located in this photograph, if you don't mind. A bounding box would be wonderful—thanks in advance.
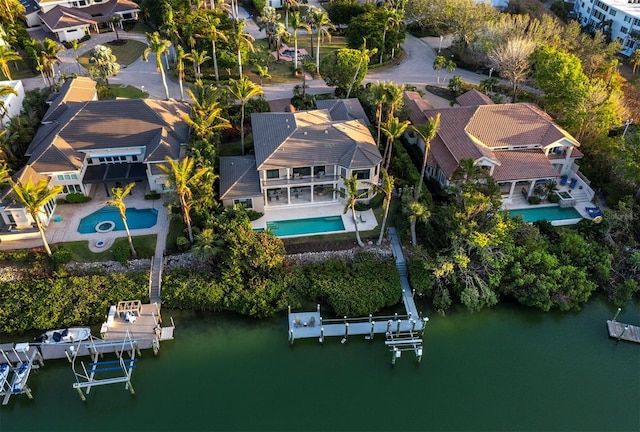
[631,49,640,75]
[184,49,210,81]
[0,130,16,167]
[143,32,172,100]
[232,19,255,78]
[104,182,137,258]
[70,39,82,74]
[196,14,227,81]
[412,113,441,200]
[371,81,388,147]
[255,64,271,84]
[379,7,402,65]
[0,85,17,128]
[366,169,395,246]
[311,9,335,72]
[273,22,290,56]
[408,200,429,247]
[290,11,310,71]
[158,156,211,244]
[381,116,410,171]
[89,44,120,85]
[257,6,281,50]
[175,45,187,100]
[0,163,9,185]
[324,175,368,247]
[433,55,447,85]
[452,158,483,183]
[9,178,63,257]
[227,76,263,155]
[385,82,404,121]
[110,16,122,41]
[0,46,21,80]
[283,0,299,29]
[182,101,230,142]
[39,38,62,88]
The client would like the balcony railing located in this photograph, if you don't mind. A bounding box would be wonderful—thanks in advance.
[261,174,340,187]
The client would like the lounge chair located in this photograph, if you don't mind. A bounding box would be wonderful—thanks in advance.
[560,175,568,186]
[358,214,366,223]
[293,317,302,328]
[308,316,316,327]
[586,207,603,218]
[569,178,578,189]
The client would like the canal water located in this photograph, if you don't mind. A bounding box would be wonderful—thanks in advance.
[1,297,639,431]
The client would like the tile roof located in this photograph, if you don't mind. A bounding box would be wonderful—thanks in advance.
[456,89,494,106]
[26,94,190,173]
[42,77,97,123]
[492,150,560,182]
[19,0,40,14]
[315,98,370,126]
[39,5,97,31]
[403,91,433,125]
[219,156,261,199]
[252,110,381,171]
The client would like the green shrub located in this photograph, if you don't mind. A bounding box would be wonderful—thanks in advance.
[247,210,263,221]
[548,193,560,203]
[252,0,266,10]
[51,247,72,264]
[64,192,91,203]
[176,236,191,252]
[112,243,130,264]
[145,191,161,200]
[528,195,541,204]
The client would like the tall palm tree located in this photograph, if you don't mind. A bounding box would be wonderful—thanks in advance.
[311,9,335,72]
[184,49,210,81]
[290,11,310,71]
[227,76,263,155]
[0,45,21,80]
[371,81,388,147]
[39,38,62,88]
[381,116,410,171]
[273,22,290,56]
[232,19,255,78]
[366,169,395,246]
[175,45,187,100]
[408,200,429,247]
[182,101,230,142]
[70,39,82,74]
[110,16,122,41]
[324,175,368,247]
[9,178,63,257]
[412,113,441,200]
[379,7,402,65]
[89,44,120,85]
[158,156,211,244]
[0,85,17,128]
[143,32,172,100]
[104,182,137,258]
[196,14,227,81]
[283,0,299,29]
[385,82,404,121]
[257,6,281,50]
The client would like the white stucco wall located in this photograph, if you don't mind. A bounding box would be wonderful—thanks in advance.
[0,80,24,128]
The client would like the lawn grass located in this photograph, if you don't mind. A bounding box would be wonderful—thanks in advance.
[61,234,157,262]
[79,40,147,67]
[166,219,187,253]
[219,135,254,157]
[107,84,148,98]
[0,59,37,80]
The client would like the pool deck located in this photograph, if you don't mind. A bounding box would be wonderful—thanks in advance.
[0,185,170,253]
[501,188,595,226]
[251,203,378,238]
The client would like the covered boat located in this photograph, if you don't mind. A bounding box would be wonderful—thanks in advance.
[38,327,91,343]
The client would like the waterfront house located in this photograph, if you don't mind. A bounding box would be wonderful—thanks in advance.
[23,0,139,41]
[405,90,595,207]
[0,77,189,231]
[219,108,383,213]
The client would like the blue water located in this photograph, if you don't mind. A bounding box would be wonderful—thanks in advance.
[266,215,345,237]
[77,207,158,234]
[509,206,582,223]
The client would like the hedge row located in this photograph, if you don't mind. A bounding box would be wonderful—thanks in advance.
[0,272,149,334]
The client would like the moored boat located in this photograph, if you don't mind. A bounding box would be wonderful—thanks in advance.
[37,327,91,344]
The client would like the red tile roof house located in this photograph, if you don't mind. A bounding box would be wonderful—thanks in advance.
[23,0,139,42]
[219,107,383,215]
[0,77,190,235]
[404,90,595,209]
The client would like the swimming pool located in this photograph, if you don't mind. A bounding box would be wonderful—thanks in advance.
[266,216,346,237]
[77,207,159,234]
[508,206,583,223]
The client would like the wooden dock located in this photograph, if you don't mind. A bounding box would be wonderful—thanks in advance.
[607,320,640,343]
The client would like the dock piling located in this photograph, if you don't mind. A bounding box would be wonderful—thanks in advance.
[370,322,375,341]
[320,327,324,344]
[76,387,86,401]
[612,307,622,322]
[618,325,629,341]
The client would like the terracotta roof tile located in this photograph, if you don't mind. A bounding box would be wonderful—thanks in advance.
[492,150,560,182]
[456,89,494,106]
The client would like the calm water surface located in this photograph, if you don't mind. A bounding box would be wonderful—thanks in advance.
[1,298,638,431]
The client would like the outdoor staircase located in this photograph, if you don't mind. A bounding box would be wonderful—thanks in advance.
[397,261,408,278]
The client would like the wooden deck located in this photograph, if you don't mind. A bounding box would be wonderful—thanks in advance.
[607,320,640,343]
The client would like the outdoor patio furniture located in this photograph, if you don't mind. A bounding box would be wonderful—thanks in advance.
[569,178,578,188]
[52,215,62,222]
[560,175,568,186]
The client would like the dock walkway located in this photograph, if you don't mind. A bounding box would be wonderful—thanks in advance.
[288,227,427,363]
[607,320,640,343]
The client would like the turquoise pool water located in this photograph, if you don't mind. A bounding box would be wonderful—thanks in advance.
[77,207,158,234]
[509,206,582,223]
[266,215,345,237]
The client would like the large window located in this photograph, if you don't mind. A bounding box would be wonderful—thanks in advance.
[57,173,78,181]
[266,169,279,179]
[233,198,253,209]
[357,188,368,198]
[314,166,326,176]
[62,184,82,194]
[352,169,370,180]
[293,167,311,177]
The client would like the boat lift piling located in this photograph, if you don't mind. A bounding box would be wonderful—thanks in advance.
[0,344,44,405]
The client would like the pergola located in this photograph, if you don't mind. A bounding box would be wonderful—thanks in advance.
[83,163,147,196]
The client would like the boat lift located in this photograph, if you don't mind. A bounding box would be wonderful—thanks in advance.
[0,343,45,405]
[70,330,140,401]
